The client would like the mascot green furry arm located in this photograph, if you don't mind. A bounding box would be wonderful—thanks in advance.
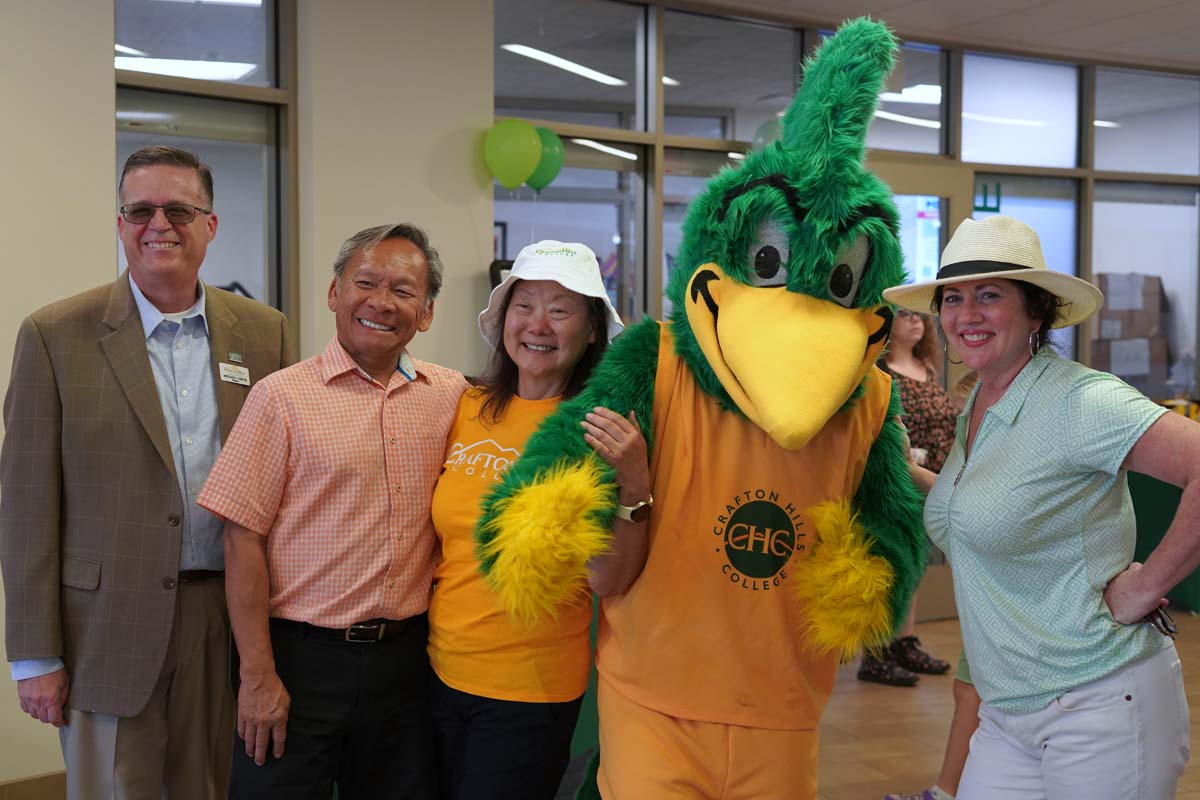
[476,17,926,658]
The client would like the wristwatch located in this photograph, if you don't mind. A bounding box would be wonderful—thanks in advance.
[615,494,654,523]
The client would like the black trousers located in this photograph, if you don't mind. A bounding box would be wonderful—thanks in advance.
[430,672,583,800]
[229,615,437,800]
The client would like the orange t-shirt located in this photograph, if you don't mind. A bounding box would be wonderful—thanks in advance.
[428,388,592,703]
[597,323,890,730]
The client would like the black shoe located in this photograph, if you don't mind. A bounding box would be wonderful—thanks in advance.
[890,635,951,675]
[857,649,919,687]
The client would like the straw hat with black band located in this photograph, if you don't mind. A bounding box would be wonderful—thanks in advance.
[882,215,1104,329]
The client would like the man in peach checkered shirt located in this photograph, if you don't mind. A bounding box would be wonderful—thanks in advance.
[199,223,467,799]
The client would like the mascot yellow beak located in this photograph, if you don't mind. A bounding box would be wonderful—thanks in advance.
[685,262,891,450]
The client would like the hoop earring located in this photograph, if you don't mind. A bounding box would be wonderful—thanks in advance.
[1029,331,1041,357]
[944,341,963,365]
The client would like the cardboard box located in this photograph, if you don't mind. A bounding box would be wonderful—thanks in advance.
[1092,273,1168,340]
[1091,336,1170,398]
[914,563,957,623]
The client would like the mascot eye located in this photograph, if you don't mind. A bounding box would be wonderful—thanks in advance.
[747,219,789,288]
[828,233,870,308]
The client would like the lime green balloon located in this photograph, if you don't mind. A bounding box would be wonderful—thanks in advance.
[484,119,542,190]
[525,127,564,191]
[752,117,782,151]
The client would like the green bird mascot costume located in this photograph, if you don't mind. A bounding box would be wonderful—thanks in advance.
[476,18,927,799]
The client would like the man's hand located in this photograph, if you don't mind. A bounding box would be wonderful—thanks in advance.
[237,670,290,766]
[17,668,70,727]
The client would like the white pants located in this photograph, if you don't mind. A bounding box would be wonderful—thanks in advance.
[958,644,1189,800]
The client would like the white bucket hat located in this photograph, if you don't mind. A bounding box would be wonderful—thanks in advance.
[882,215,1104,329]
[478,240,624,348]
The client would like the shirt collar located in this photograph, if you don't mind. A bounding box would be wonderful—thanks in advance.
[963,348,1056,428]
[319,336,421,385]
[128,274,209,340]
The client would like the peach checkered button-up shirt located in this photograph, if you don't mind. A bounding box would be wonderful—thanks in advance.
[198,337,466,629]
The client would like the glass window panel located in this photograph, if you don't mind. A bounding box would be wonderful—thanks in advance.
[664,12,798,142]
[495,139,644,320]
[117,89,277,307]
[1095,69,1200,176]
[973,174,1078,358]
[115,0,275,87]
[962,53,1078,168]
[817,34,945,155]
[662,149,742,316]
[495,0,641,132]
[1092,183,1198,399]
[894,195,944,285]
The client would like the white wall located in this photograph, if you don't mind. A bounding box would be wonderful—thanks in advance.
[0,0,115,782]
[297,0,495,376]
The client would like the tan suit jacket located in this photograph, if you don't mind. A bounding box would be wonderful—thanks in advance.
[0,273,294,716]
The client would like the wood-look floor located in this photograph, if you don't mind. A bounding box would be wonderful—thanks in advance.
[817,615,1200,799]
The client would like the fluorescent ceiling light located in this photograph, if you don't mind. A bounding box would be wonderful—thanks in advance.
[501,44,626,87]
[662,76,680,86]
[1093,119,1120,128]
[879,83,942,104]
[116,111,175,123]
[874,109,941,129]
[115,56,257,82]
[115,44,147,56]
[962,111,1046,127]
[571,138,638,161]
[727,152,745,160]
[155,0,262,5]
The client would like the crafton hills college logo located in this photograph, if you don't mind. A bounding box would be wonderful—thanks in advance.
[712,488,807,591]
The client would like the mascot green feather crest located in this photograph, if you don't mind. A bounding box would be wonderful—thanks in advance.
[476,17,926,660]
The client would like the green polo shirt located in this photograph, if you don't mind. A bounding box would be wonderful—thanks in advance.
[925,349,1168,714]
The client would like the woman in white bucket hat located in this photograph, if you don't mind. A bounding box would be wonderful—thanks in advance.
[426,241,647,799]
[882,215,1200,799]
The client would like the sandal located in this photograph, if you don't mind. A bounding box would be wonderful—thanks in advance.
[890,635,951,675]
[857,648,918,687]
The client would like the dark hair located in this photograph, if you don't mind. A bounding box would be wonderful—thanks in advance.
[933,280,1064,351]
[119,145,214,207]
[478,288,610,424]
[884,311,940,376]
[332,223,443,302]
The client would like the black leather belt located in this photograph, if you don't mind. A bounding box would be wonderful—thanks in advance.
[270,616,420,643]
[178,569,225,582]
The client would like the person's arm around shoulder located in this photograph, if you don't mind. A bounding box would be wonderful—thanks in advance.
[2,316,70,726]
[1105,412,1200,623]
[583,408,651,596]
[226,522,289,765]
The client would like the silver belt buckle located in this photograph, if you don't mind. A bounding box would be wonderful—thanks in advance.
[345,621,385,642]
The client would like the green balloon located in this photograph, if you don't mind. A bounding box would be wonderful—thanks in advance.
[752,117,782,151]
[525,127,564,191]
[484,119,542,190]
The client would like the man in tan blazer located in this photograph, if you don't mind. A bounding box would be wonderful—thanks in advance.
[0,145,294,798]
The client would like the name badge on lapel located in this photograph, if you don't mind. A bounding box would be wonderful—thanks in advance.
[219,363,251,386]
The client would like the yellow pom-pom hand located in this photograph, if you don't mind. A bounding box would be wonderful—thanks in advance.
[791,499,895,661]
[478,456,615,625]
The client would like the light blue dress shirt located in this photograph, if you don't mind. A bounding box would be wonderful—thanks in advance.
[11,277,224,682]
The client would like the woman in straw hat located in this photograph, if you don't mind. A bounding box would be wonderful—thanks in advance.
[427,241,647,799]
[883,215,1200,799]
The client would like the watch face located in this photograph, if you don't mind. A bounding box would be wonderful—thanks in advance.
[630,502,652,523]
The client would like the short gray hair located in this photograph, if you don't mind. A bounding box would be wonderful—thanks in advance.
[331,223,443,301]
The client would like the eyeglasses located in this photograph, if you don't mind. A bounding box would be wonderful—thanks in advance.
[895,309,923,319]
[119,203,211,225]
[1144,606,1177,639]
